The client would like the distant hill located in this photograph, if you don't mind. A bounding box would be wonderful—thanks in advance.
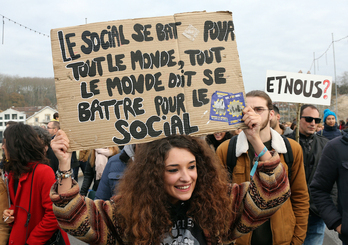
[0,73,56,110]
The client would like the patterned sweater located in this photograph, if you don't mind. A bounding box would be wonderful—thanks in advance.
[51,152,290,245]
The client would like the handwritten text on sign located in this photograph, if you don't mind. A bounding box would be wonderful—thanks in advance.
[265,70,332,106]
[51,12,245,150]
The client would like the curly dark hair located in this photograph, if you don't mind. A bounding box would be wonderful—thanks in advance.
[3,123,49,179]
[115,134,234,244]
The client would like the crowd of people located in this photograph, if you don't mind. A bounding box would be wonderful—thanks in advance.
[0,92,347,245]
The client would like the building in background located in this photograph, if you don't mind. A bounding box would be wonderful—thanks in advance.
[20,106,58,126]
[0,106,58,142]
[0,108,27,141]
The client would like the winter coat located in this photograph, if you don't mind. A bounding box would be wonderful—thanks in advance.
[216,129,309,245]
[310,134,348,244]
[51,153,290,245]
[317,123,342,140]
[287,131,333,216]
[95,149,129,200]
[7,162,70,245]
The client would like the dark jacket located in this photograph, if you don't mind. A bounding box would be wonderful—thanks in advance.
[287,131,329,215]
[95,149,129,200]
[310,134,348,243]
[80,159,99,197]
[317,123,342,140]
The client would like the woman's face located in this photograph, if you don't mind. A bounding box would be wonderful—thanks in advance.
[164,147,197,204]
[1,139,9,160]
[326,115,336,127]
[213,132,226,141]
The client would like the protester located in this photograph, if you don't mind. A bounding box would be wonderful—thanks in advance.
[74,149,90,179]
[217,90,309,245]
[47,120,60,138]
[285,121,292,128]
[290,121,297,131]
[339,120,345,130]
[270,104,293,135]
[310,133,348,245]
[316,123,324,132]
[1,123,70,244]
[317,109,342,140]
[32,125,60,175]
[287,104,330,245]
[231,128,242,136]
[50,105,291,244]
[205,131,232,151]
[53,112,59,121]
[80,147,119,198]
[95,144,136,200]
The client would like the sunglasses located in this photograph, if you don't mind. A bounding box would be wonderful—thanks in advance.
[301,116,321,124]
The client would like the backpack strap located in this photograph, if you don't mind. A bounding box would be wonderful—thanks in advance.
[226,134,294,181]
[280,135,294,181]
[226,135,238,180]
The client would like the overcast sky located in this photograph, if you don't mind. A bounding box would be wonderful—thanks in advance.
[1,0,347,92]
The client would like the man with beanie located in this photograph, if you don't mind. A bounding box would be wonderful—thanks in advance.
[317,109,342,140]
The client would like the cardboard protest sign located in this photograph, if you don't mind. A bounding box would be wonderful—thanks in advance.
[265,70,332,106]
[51,11,246,150]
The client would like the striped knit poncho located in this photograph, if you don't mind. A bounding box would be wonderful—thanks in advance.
[50,152,290,245]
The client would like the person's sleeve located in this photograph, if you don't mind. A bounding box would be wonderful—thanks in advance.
[50,180,116,244]
[27,168,58,244]
[310,142,341,230]
[288,142,310,245]
[224,152,290,243]
[95,161,112,201]
[80,161,94,196]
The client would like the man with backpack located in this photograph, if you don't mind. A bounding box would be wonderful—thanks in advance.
[286,104,329,245]
[216,90,309,245]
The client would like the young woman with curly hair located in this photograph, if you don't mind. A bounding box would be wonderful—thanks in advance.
[50,106,290,244]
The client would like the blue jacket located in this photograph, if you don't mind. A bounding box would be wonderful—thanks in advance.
[95,149,128,200]
[310,134,348,243]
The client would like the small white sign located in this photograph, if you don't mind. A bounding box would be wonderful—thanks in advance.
[265,70,332,106]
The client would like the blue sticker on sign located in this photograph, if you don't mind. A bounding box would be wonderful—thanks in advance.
[223,92,245,125]
[210,91,230,122]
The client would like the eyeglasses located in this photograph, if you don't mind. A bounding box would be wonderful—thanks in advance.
[252,107,269,115]
[47,127,55,130]
[301,116,321,124]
